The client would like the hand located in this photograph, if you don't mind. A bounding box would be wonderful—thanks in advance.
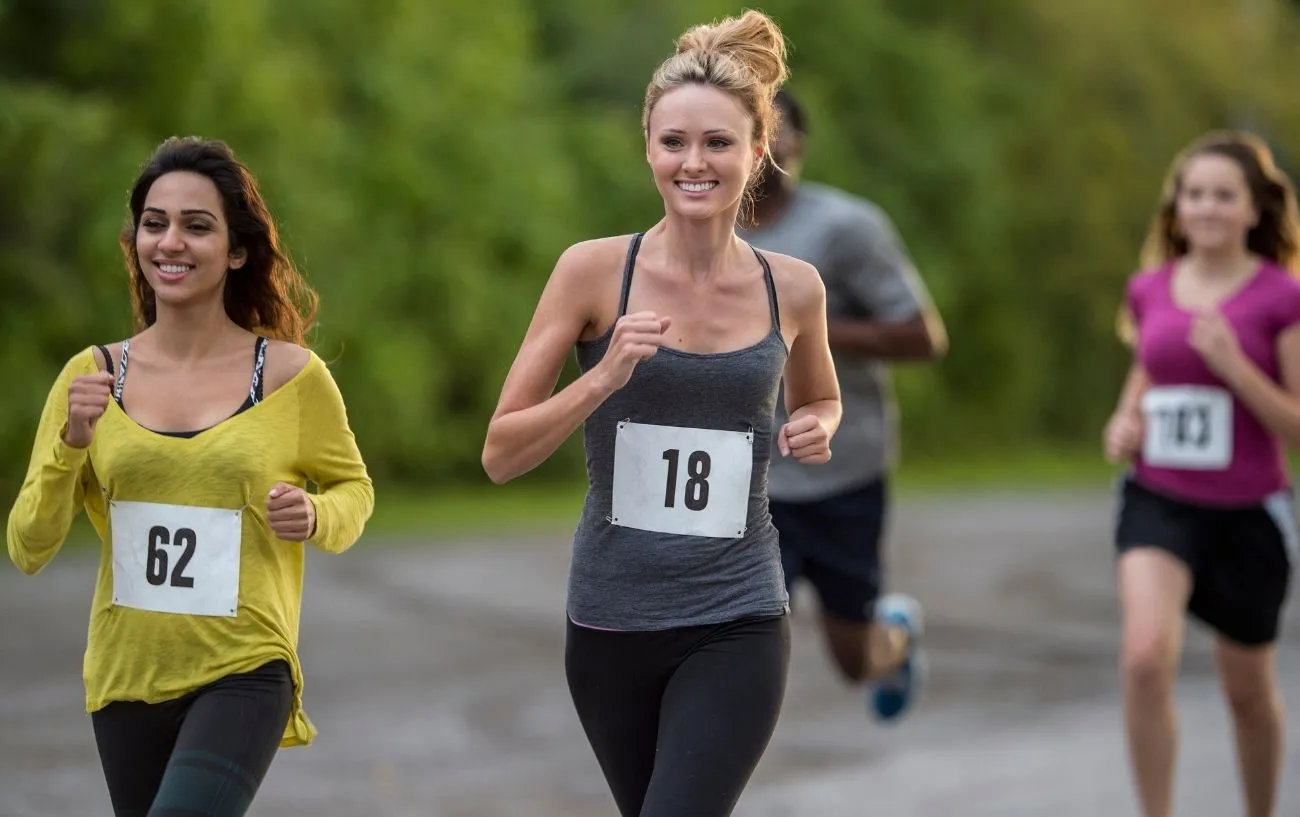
[597,311,673,392]
[1103,409,1143,464]
[1189,309,1244,378]
[267,482,316,541]
[63,371,115,449]
[777,413,832,464]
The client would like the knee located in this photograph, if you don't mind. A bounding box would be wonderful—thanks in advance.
[1122,641,1178,700]
[1221,664,1279,721]
[831,649,871,685]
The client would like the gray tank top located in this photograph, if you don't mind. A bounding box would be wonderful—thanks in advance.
[566,233,792,630]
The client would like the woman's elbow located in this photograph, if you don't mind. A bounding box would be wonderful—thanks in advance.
[7,534,48,576]
[481,430,516,485]
[482,457,512,486]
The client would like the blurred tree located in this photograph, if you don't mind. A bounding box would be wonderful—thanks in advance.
[2,0,1298,501]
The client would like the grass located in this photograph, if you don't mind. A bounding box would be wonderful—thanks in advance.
[365,446,1123,539]
[893,446,1119,494]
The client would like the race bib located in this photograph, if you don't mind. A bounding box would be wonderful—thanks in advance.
[110,500,242,617]
[1141,386,1232,470]
[610,421,753,538]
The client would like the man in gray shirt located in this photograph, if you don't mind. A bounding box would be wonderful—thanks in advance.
[738,89,947,723]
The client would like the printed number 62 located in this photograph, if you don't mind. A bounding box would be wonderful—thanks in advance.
[146,525,198,588]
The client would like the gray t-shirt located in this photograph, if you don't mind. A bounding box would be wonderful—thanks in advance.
[738,181,931,502]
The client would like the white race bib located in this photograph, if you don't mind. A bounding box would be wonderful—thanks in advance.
[110,500,243,617]
[1141,386,1233,470]
[610,421,753,538]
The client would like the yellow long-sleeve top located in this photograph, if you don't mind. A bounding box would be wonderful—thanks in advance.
[6,346,374,747]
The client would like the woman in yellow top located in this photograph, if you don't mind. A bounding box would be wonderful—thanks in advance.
[6,136,374,817]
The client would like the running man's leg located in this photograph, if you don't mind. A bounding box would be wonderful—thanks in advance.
[772,479,926,720]
[638,615,790,817]
[772,479,892,681]
[147,660,294,817]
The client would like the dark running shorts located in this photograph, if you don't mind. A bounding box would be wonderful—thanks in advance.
[769,478,887,624]
[1115,477,1295,646]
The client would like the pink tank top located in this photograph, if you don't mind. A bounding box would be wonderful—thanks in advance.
[1128,260,1300,506]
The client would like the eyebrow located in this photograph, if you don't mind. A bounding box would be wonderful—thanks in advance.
[143,206,217,218]
[659,127,738,136]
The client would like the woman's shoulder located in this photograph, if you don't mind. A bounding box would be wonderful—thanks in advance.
[260,339,315,397]
[555,234,640,281]
[757,247,825,313]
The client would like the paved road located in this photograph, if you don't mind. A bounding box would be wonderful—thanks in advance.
[2,490,1298,816]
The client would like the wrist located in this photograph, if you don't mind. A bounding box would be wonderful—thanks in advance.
[585,364,620,403]
[60,424,89,450]
[1219,350,1254,387]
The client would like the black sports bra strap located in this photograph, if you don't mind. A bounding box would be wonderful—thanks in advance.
[751,247,782,333]
[96,345,114,377]
[616,232,645,317]
[250,336,269,404]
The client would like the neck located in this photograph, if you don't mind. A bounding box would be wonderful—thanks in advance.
[653,210,744,281]
[1184,246,1256,276]
[145,296,241,362]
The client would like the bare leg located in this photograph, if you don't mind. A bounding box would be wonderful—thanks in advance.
[1216,638,1285,817]
[1118,548,1193,817]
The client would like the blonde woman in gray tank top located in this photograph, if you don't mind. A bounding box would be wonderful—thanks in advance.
[482,11,841,817]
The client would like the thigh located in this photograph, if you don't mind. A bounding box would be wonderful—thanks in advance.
[1114,477,1201,573]
[148,660,294,817]
[92,698,186,817]
[564,619,670,817]
[640,615,791,817]
[1192,495,1294,647]
[785,481,887,623]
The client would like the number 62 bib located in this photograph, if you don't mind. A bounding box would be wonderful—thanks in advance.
[110,500,243,617]
[610,421,753,538]
[1140,385,1233,470]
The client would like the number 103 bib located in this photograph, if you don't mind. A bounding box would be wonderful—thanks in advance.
[1141,385,1233,470]
[110,500,243,617]
[611,421,754,538]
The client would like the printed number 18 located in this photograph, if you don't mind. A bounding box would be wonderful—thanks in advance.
[663,449,712,511]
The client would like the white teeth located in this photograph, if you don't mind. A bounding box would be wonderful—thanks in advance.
[677,181,717,192]
[159,264,190,274]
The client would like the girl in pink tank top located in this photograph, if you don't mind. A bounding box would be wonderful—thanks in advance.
[1104,131,1300,817]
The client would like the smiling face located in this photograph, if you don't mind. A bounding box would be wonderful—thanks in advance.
[1175,153,1260,257]
[134,170,246,311]
[645,83,763,221]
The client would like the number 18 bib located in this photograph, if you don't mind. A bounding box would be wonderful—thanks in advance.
[110,500,243,618]
[1141,385,1233,470]
[610,421,753,538]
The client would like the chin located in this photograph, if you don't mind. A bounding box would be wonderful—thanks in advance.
[1186,236,1239,255]
[668,195,740,221]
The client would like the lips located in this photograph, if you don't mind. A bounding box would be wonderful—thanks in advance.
[153,261,193,283]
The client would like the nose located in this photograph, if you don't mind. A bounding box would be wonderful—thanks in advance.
[158,223,185,253]
[683,144,707,173]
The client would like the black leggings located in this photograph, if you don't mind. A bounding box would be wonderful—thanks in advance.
[90,660,294,817]
[565,614,790,817]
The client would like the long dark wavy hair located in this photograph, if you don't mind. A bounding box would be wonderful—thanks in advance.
[120,137,319,345]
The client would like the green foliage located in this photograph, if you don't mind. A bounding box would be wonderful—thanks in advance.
[2,1,1297,503]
